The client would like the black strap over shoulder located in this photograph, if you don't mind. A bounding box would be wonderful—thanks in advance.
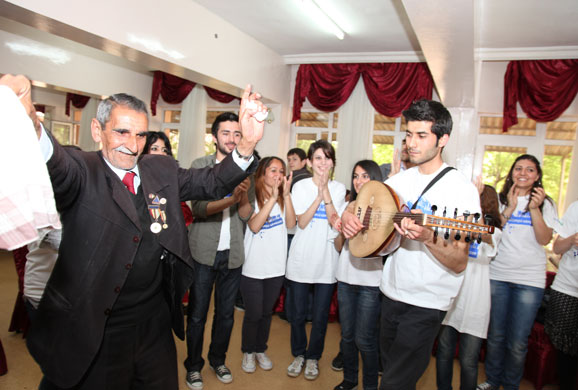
[411,166,455,210]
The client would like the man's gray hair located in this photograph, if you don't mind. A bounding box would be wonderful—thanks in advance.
[96,93,149,128]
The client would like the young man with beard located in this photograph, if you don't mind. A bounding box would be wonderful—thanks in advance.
[341,100,481,390]
[184,112,255,390]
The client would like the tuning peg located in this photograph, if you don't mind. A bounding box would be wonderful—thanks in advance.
[443,207,447,218]
[444,229,450,240]
[474,213,481,223]
[476,234,482,244]
[454,231,461,241]
[431,205,437,214]
[453,208,458,219]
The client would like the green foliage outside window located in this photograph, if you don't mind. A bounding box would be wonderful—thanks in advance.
[372,143,394,165]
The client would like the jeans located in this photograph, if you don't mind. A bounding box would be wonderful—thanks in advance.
[240,275,284,353]
[484,280,544,390]
[436,325,483,390]
[184,252,242,371]
[338,282,381,390]
[286,279,335,360]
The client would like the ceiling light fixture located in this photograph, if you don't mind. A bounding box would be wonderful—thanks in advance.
[301,0,345,40]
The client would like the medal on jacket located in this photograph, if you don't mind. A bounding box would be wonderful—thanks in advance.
[148,194,168,233]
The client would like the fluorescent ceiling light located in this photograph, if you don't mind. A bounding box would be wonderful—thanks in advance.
[301,0,346,40]
[6,42,71,65]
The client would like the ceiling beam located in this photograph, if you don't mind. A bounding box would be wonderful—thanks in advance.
[401,0,475,108]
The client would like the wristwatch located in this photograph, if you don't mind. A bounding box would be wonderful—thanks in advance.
[235,147,252,161]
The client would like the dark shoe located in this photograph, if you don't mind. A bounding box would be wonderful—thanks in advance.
[331,352,343,371]
[334,380,358,390]
[211,364,233,384]
[186,371,203,390]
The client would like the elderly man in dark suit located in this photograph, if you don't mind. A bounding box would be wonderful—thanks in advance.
[1,75,267,390]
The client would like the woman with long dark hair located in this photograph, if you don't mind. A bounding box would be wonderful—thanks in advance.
[240,157,295,373]
[478,154,558,390]
[286,140,346,381]
[333,160,383,390]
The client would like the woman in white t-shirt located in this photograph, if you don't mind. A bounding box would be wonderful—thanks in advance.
[333,160,384,390]
[240,157,295,374]
[436,182,502,390]
[286,140,346,381]
[480,154,557,390]
[545,200,578,390]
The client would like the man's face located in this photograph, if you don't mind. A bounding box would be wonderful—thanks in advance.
[91,106,148,170]
[405,121,447,167]
[287,153,306,171]
[213,120,241,158]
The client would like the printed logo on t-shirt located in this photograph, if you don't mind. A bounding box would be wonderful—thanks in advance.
[468,241,479,258]
[406,198,433,214]
[313,203,328,220]
[262,214,283,230]
[505,210,532,233]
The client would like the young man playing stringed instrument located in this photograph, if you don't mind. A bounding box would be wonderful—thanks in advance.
[341,99,481,390]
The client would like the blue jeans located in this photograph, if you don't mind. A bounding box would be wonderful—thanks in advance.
[286,279,335,360]
[338,282,381,390]
[484,280,544,390]
[436,325,483,390]
[184,253,242,371]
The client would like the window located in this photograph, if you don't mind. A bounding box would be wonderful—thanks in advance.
[477,116,576,212]
[162,110,181,158]
[372,113,405,166]
[292,111,338,155]
[51,121,76,145]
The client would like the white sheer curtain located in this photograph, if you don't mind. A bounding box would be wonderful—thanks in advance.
[334,80,374,186]
[78,98,99,151]
[176,85,207,169]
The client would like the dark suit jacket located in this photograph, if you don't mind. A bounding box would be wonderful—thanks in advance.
[26,140,254,388]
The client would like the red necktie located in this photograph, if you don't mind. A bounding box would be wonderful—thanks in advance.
[122,171,136,195]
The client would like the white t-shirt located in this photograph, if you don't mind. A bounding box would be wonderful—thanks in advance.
[380,164,481,311]
[442,228,502,338]
[551,200,578,298]
[336,241,383,287]
[287,178,346,284]
[242,201,287,279]
[490,195,558,289]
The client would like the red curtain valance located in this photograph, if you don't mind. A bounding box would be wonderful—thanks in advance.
[151,71,240,116]
[65,93,90,116]
[503,59,578,132]
[292,63,433,122]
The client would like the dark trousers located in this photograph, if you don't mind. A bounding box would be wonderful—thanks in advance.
[39,302,177,390]
[240,275,284,353]
[379,295,446,390]
[286,279,335,360]
[184,252,241,371]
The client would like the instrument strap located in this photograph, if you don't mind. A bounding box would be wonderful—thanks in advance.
[410,166,455,210]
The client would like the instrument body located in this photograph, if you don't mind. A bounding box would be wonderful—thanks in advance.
[349,181,495,258]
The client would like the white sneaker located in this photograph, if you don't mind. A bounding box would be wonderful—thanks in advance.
[476,382,498,390]
[242,352,256,373]
[256,352,273,370]
[304,359,319,380]
[287,355,305,377]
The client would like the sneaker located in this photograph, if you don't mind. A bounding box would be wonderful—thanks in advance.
[476,382,498,390]
[211,364,233,384]
[186,371,203,390]
[334,380,358,390]
[256,352,273,370]
[304,359,319,380]
[287,355,305,377]
[331,351,343,371]
[242,353,256,373]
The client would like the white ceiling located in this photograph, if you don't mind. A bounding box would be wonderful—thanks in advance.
[193,0,578,61]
